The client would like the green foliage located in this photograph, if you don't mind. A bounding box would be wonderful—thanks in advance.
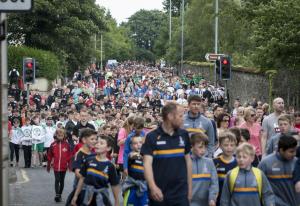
[162,0,191,16]
[125,9,167,62]
[8,46,60,81]
[158,0,300,71]
[8,0,107,74]
[248,0,300,70]
[100,18,134,64]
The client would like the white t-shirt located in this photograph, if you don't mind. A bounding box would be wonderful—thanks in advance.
[10,128,23,144]
[31,125,45,144]
[44,126,56,148]
[21,125,32,143]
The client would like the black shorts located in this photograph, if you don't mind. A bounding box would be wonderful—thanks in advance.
[149,196,189,206]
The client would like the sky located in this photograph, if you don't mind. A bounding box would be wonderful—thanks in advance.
[96,0,164,24]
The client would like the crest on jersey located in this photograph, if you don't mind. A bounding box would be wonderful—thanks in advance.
[23,129,31,137]
[103,166,108,173]
[33,128,41,136]
[179,136,185,146]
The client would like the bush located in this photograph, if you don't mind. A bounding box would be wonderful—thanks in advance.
[8,46,60,81]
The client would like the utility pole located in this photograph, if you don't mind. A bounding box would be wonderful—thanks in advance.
[214,0,219,86]
[169,0,172,43]
[0,12,9,206]
[94,34,97,64]
[100,33,103,70]
[180,0,185,75]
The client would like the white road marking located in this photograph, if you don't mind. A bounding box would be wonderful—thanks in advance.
[16,169,30,184]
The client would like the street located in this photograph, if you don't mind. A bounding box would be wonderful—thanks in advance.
[9,150,121,206]
[9,166,73,206]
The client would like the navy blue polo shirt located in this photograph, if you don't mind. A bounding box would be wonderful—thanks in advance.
[141,126,191,200]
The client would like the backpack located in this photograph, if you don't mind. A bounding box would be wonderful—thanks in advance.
[229,167,262,199]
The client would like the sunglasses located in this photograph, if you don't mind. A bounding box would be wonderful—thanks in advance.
[251,114,256,117]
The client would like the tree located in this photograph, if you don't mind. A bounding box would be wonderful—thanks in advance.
[248,0,300,70]
[100,16,134,64]
[126,9,167,62]
[8,0,107,74]
[162,0,191,17]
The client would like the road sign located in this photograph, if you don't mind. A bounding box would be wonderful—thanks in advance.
[205,53,224,62]
[0,0,32,12]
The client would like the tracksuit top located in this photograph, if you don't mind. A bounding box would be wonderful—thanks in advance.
[183,112,215,157]
[258,153,299,206]
[266,130,298,155]
[213,155,237,206]
[220,167,275,206]
[191,154,219,206]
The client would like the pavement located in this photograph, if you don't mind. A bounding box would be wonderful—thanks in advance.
[9,166,74,206]
[9,149,123,206]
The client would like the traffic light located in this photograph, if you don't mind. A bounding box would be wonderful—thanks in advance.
[220,56,231,80]
[23,58,35,84]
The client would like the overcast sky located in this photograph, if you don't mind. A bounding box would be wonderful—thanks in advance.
[96,0,164,23]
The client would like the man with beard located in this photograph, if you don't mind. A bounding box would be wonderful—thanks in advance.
[142,102,192,205]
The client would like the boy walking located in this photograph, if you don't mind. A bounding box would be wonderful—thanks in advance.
[21,117,33,168]
[213,131,237,206]
[266,114,298,155]
[123,136,148,206]
[71,136,120,206]
[220,143,275,206]
[191,133,218,206]
[259,134,299,206]
[66,128,97,205]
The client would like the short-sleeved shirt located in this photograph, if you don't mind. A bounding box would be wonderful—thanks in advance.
[141,126,191,200]
[72,149,92,171]
[262,113,281,140]
[128,154,144,180]
[80,156,119,189]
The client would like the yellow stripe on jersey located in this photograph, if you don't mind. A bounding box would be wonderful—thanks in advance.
[234,187,258,192]
[186,128,206,133]
[131,164,144,171]
[153,148,185,155]
[87,168,108,179]
[192,174,211,178]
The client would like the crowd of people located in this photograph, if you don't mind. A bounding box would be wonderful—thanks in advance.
[7,62,300,206]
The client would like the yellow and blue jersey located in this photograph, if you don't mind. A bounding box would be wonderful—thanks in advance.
[80,156,119,189]
[141,126,191,200]
[128,154,144,180]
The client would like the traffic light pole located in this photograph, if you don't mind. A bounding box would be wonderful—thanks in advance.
[225,80,228,104]
[214,0,219,87]
[27,83,30,106]
[0,12,9,206]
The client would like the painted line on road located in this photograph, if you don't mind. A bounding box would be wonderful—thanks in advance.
[16,169,30,184]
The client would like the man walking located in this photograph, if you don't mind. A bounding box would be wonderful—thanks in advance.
[142,102,192,205]
[183,95,215,157]
[261,97,284,155]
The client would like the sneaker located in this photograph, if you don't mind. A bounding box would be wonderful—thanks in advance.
[54,195,60,202]
[57,195,62,202]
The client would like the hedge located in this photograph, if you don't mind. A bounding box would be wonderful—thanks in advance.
[8,46,60,81]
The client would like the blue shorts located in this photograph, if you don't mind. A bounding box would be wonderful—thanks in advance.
[123,187,148,206]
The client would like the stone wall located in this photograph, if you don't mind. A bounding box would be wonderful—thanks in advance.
[181,63,300,109]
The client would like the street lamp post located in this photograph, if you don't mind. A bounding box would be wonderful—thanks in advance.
[100,33,103,70]
[180,0,185,75]
[214,0,219,86]
[169,0,172,43]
